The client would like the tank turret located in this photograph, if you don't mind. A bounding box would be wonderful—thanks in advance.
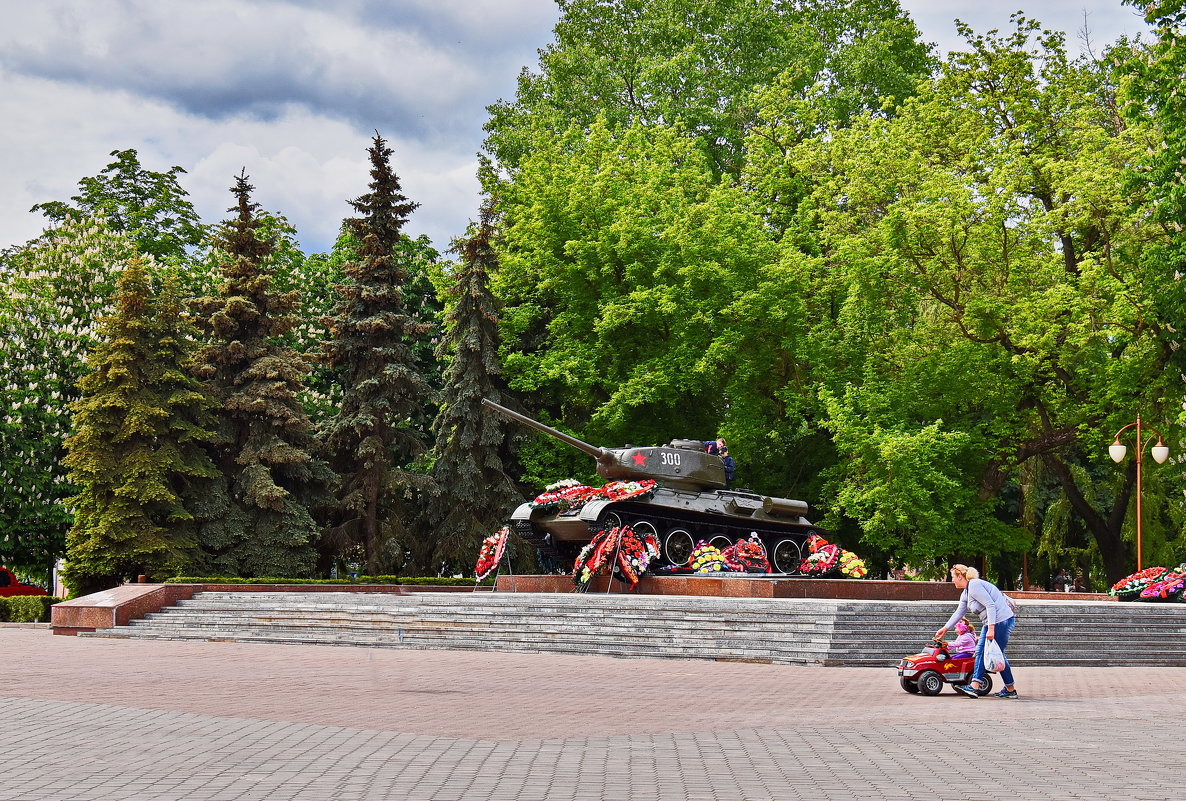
[482,398,724,490]
[484,398,820,573]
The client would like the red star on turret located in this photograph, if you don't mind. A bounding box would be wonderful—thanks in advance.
[632,451,648,467]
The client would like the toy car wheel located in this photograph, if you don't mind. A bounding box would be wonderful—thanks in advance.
[900,677,920,694]
[917,670,944,696]
[976,675,994,696]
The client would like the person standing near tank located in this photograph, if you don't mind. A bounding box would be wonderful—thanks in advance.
[933,564,1019,699]
[720,446,735,488]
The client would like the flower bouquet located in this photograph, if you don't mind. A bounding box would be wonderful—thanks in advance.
[721,535,772,573]
[1109,566,1169,601]
[799,544,841,576]
[474,526,510,582]
[688,542,728,574]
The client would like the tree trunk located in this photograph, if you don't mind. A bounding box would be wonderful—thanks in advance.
[365,484,380,577]
[1042,454,1134,585]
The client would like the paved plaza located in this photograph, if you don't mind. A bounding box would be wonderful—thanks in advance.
[4,625,1183,800]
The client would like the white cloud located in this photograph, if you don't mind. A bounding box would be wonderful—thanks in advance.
[0,0,1150,259]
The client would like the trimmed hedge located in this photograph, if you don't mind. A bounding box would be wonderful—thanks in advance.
[165,576,495,587]
[0,595,62,623]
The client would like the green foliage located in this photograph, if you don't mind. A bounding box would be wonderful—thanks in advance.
[786,18,1178,579]
[1120,0,1186,403]
[165,576,493,586]
[0,595,62,623]
[426,207,525,574]
[31,149,207,262]
[190,174,336,578]
[60,258,222,595]
[484,0,933,177]
[0,217,135,575]
[317,135,438,575]
[495,119,777,451]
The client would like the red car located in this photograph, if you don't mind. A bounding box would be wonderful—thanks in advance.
[897,638,994,696]
[0,567,47,598]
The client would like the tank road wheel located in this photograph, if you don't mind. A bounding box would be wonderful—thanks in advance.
[708,534,733,551]
[663,528,695,566]
[771,538,803,574]
[601,512,625,531]
[917,670,945,696]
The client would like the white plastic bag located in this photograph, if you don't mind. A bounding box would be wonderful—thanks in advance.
[984,638,1007,673]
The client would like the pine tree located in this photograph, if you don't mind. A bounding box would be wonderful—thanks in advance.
[319,134,438,576]
[426,207,524,573]
[61,257,220,595]
[190,174,335,578]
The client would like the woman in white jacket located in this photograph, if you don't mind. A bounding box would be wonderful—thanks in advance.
[934,564,1019,699]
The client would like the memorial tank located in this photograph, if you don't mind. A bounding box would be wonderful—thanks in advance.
[483,398,821,572]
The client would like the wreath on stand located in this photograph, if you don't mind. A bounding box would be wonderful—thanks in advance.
[474,526,511,582]
[612,526,661,590]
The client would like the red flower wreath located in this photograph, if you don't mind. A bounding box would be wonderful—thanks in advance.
[474,526,510,581]
[722,536,772,573]
[573,525,625,591]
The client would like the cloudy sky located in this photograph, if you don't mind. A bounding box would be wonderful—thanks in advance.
[0,0,1148,257]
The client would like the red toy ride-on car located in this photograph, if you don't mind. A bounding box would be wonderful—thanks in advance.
[0,567,48,598]
[897,638,993,696]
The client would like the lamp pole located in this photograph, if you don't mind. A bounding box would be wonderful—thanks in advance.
[1109,414,1170,572]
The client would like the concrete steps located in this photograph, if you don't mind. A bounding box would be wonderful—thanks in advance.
[81,591,1186,667]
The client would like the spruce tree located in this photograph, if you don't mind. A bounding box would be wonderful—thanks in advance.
[190,175,335,578]
[319,134,437,576]
[61,257,220,595]
[426,207,524,573]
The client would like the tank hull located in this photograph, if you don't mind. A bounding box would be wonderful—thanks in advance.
[511,486,820,574]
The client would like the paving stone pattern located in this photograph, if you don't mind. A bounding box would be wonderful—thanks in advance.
[4,628,1185,800]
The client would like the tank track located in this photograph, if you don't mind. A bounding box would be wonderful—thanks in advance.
[581,501,817,574]
[514,519,562,560]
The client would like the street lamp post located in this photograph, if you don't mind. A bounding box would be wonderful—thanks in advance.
[1108,414,1170,572]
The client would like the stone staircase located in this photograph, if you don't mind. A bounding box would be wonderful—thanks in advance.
[80,591,1186,667]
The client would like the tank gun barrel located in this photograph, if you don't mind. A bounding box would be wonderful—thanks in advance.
[482,398,612,465]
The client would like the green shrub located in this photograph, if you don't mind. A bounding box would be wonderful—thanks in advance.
[0,596,62,623]
[165,575,494,586]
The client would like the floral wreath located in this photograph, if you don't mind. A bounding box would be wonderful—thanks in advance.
[1110,566,1169,598]
[573,525,624,591]
[721,535,771,573]
[838,550,868,578]
[474,526,510,581]
[612,526,661,590]
[531,478,658,516]
[1139,570,1186,601]
[689,542,728,574]
[799,543,841,576]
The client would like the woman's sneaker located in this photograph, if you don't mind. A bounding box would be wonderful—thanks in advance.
[953,684,980,698]
[995,688,1019,699]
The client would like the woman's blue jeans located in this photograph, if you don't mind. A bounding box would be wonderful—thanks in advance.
[971,615,1016,688]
